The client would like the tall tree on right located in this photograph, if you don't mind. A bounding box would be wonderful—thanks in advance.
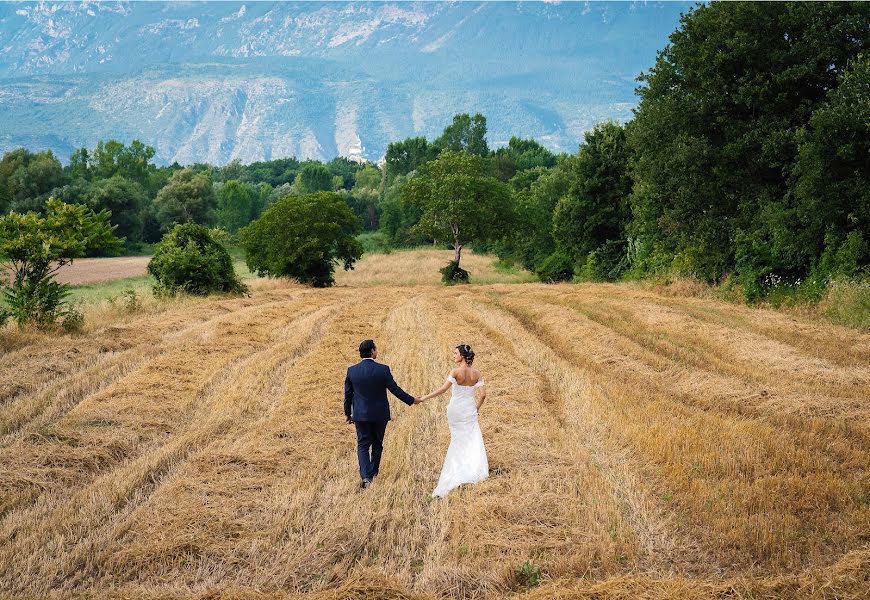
[628,2,870,293]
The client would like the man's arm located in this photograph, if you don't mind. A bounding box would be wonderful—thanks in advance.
[344,371,354,421]
[385,366,416,406]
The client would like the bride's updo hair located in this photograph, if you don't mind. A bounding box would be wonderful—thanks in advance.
[456,344,475,365]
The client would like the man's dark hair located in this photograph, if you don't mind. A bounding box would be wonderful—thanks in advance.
[359,339,376,358]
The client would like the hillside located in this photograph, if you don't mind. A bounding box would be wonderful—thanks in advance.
[0,1,692,164]
[1,250,868,598]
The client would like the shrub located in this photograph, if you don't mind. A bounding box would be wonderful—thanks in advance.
[440,260,470,285]
[535,251,574,283]
[147,223,247,296]
[577,241,629,282]
[60,304,84,333]
[239,192,362,288]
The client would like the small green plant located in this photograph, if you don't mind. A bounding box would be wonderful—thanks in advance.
[514,560,542,589]
[440,260,470,285]
[60,304,84,333]
[121,288,141,313]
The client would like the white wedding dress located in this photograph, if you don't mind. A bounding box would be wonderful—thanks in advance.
[432,375,489,498]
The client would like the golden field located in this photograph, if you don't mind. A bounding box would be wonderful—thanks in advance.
[0,250,868,599]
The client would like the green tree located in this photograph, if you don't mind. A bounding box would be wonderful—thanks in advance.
[791,55,870,280]
[0,199,119,328]
[147,223,246,296]
[403,151,512,271]
[384,136,435,182]
[552,122,633,280]
[68,148,91,181]
[0,149,65,213]
[628,2,870,285]
[153,168,216,231]
[492,137,558,181]
[379,174,423,247]
[215,179,258,234]
[328,157,366,190]
[85,175,147,243]
[497,159,577,271]
[294,163,334,194]
[351,165,383,230]
[239,192,363,287]
[433,113,490,157]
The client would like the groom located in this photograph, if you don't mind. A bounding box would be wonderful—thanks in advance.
[344,339,421,488]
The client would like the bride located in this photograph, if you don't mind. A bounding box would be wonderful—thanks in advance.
[419,344,489,498]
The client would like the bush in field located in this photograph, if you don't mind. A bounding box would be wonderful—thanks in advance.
[239,192,362,288]
[439,260,470,285]
[0,199,119,329]
[147,223,247,296]
[536,251,574,283]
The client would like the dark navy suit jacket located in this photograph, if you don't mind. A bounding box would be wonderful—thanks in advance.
[344,359,415,422]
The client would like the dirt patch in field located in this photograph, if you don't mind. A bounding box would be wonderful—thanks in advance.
[54,256,151,285]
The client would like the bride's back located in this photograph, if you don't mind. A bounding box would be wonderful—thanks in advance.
[451,365,482,387]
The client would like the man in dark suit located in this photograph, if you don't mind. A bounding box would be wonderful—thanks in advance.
[344,339,420,488]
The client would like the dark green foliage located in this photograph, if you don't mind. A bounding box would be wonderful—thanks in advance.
[215,179,259,234]
[384,136,435,182]
[433,113,489,157]
[496,158,576,271]
[629,2,870,290]
[0,199,120,328]
[791,55,870,280]
[0,149,65,213]
[346,165,382,231]
[552,122,633,281]
[147,223,246,296]
[492,137,558,181]
[84,175,147,244]
[535,251,575,283]
[379,175,425,247]
[403,150,513,272]
[578,240,629,282]
[327,157,366,190]
[439,260,470,285]
[295,163,335,194]
[153,168,217,232]
[239,192,363,288]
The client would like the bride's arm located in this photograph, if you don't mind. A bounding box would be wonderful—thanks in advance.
[419,379,452,402]
[476,385,487,410]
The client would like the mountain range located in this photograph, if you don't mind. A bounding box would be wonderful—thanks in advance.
[0,1,693,165]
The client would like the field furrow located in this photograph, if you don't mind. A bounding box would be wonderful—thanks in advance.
[0,269,866,599]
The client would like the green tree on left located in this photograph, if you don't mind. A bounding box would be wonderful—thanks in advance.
[0,199,120,328]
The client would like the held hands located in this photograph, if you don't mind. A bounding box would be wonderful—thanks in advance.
[413,396,425,405]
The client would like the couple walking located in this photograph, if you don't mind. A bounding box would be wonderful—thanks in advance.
[343,339,489,497]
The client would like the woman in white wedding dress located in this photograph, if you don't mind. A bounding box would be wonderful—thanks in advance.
[419,344,489,498]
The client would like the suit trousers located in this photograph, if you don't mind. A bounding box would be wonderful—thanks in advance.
[355,420,388,481]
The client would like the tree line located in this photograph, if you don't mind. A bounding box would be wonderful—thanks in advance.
[0,141,371,248]
[1,1,868,303]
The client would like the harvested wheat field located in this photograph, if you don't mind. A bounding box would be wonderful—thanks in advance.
[0,251,868,600]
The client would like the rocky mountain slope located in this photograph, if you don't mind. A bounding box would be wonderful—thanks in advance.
[0,1,691,164]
